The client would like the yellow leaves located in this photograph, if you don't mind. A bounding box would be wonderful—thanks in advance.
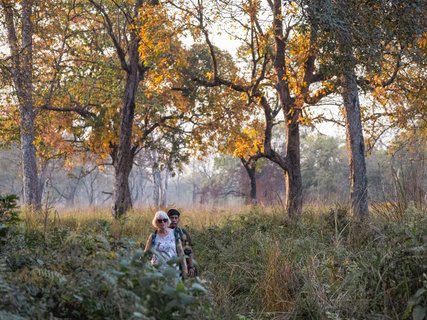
[321,81,335,92]
[288,34,309,66]
[417,33,427,49]
[138,2,188,99]
[230,127,264,159]
[205,71,214,81]
[242,0,261,19]
[370,74,384,87]
[297,115,312,126]
[372,86,389,107]
[285,2,300,15]
[312,82,334,100]
[284,33,311,99]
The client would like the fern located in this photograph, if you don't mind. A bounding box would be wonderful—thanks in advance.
[33,268,67,286]
[0,194,20,225]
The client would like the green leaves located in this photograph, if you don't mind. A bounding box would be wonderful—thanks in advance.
[0,217,212,319]
[0,194,20,244]
[404,285,427,320]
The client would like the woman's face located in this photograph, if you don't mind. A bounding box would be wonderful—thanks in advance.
[156,217,169,231]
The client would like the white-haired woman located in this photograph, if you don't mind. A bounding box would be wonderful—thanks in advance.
[144,210,178,267]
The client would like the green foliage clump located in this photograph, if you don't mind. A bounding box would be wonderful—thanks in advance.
[0,216,213,320]
[0,194,20,244]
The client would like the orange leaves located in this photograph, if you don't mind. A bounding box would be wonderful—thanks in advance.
[227,125,264,159]
[285,2,300,15]
[242,0,261,20]
[34,110,75,162]
[417,33,427,49]
[138,2,185,94]
[286,33,310,97]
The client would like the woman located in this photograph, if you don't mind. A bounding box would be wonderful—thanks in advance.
[144,211,187,277]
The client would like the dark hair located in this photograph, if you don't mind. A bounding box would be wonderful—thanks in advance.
[167,208,181,217]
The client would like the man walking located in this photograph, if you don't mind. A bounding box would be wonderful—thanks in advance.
[167,209,196,277]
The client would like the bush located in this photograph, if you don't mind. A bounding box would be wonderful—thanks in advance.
[0,219,213,320]
[1,206,426,319]
[0,194,20,242]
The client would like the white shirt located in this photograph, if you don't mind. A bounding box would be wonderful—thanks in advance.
[151,230,177,266]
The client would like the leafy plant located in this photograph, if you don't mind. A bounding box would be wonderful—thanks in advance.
[0,194,20,243]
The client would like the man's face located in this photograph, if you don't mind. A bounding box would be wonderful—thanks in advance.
[169,215,180,228]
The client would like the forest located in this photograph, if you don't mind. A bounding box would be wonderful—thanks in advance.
[0,0,426,319]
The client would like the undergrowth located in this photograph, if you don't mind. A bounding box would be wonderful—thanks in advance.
[192,206,427,320]
[0,197,426,319]
[0,196,212,320]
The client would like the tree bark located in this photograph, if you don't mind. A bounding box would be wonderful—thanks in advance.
[2,0,40,211]
[112,65,138,216]
[152,151,161,207]
[271,0,303,220]
[284,121,303,219]
[99,0,144,218]
[337,28,369,219]
[161,167,169,207]
[111,52,138,216]
[112,153,134,216]
[241,158,257,205]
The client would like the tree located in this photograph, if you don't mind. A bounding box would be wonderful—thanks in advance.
[173,0,337,220]
[86,0,146,216]
[334,2,369,218]
[1,0,101,209]
[227,126,264,204]
[303,0,427,218]
[300,133,348,203]
[1,0,39,210]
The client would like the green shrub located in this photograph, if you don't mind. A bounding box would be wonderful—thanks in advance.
[0,194,20,242]
[1,206,426,319]
[0,221,213,319]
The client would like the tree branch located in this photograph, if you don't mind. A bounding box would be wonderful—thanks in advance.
[89,0,129,73]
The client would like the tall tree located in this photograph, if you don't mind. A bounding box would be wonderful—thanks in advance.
[334,1,369,218]
[303,0,427,218]
[1,0,40,210]
[174,0,336,220]
[90,0,179,217]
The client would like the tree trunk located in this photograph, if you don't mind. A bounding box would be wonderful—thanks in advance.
[241,158,257,205]
[152,151,161,207]
[36,160,50,207]
[191,161,198,204]
[109,1,144,218]
[2,0,40,211]
[112,153,134,216]
[337,29,369,219]
[272,0,303,220]
[161,167,169,207]
[284,121,303,219]
[21,95,39,210]
[111,51,139,217]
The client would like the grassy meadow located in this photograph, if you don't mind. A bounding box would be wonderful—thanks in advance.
[0,200,426,319]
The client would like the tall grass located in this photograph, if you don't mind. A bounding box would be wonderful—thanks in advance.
[191,206,426,319]
[1,201,426,319]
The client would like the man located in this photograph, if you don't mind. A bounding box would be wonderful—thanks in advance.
[167,208,197,277]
